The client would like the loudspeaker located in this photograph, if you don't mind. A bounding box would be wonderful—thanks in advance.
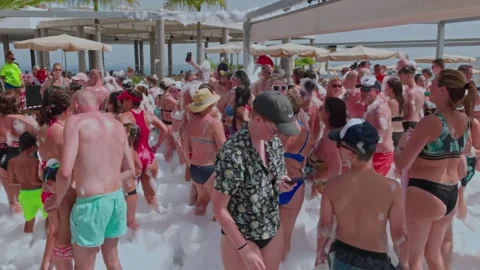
[25,85,43,108]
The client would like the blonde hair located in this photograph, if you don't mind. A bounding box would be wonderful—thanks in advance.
[286,88,302,115]
[327,76,342,96]
[437,69,476,117]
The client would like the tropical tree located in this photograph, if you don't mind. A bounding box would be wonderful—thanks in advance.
[0,0,58,10]
[163,0,227,64]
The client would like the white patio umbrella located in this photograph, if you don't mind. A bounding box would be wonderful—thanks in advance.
[14,34,112,52]
[14,34,112,72]
[324,45,406,62]
[414,54,476,63]
[251,43,326,58]
[328,64,351,71]
[205,43,266,65]
[204,42,265,54]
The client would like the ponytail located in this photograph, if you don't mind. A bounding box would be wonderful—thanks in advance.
[463,81,477,118]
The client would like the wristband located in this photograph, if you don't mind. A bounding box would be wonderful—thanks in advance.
[237,242,248,250]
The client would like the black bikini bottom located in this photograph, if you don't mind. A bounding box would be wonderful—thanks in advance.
[408,178,458,216]
[402,121,418,131]
[221,230,273,250]
[189,164,215,185]
[392,132,404,148]
[162,119,172,125]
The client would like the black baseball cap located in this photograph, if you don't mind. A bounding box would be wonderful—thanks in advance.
[328,119,379,154]
[253,91,300,136]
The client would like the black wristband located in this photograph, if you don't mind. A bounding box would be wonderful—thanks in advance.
[237,242,248,251]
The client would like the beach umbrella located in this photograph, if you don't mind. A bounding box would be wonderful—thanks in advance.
[204,42,265,54]
[251,43,328,58]
[414,54,476,64]
[13,34,112,52]
[328,64,351,71]
[325,45,406,62]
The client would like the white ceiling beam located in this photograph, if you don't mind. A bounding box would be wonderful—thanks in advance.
[246,0,313,20]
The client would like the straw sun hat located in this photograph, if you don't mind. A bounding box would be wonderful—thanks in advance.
[188,88,220,113]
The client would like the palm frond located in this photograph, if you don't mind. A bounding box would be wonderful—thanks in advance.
[163,0,197,11]
[0,0,60,10]
[200,0,227,10]
[164,0,226,12]
[64,0,137,10]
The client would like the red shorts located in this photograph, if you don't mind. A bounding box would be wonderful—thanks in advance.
[41,191,53,205]
[373,152,394,176]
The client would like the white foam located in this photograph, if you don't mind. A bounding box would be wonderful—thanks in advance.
[1,149,480,269]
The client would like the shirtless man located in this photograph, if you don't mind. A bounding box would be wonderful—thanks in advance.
[8,132,46,233]
[82,69,110,109]
[251,65,273,97]
[344,69,369,119]
[315,119,407,269]
[359,76,395,176]
[55,90,134,270]
[395,60,425,132]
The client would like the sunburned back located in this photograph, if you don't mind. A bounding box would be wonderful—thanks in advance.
[73,113,126,197]
[405,86,425,122]
[37,123,63,164]
[328,171,396,253]
[11,154,42,190]
[188,114,220,165]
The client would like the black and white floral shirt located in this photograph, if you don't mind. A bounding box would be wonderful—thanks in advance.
[214,126,287,241]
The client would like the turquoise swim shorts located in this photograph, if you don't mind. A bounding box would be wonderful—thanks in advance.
[70,189,126,247]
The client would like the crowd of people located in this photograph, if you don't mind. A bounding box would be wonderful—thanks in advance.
[0,53,479,270]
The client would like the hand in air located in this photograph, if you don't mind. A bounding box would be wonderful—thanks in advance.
[238,244,266,270]
[278,175,295,193]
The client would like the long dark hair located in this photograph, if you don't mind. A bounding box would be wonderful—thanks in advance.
[233,70,250,88]
[108,91,122,114]
[325,97,347,129]
[386,78,406,116]
[39,89,70,126]
[232,85,251,129]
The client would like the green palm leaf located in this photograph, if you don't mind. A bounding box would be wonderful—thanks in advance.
[163,0,226,12]
[0,0,61,10]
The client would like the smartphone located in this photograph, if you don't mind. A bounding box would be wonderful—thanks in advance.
[186,52,192,63]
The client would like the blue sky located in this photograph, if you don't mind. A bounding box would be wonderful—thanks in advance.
[2,0,480,73]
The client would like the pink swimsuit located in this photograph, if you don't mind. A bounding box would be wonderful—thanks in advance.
[131,110,154,172]
[53,246,73,259]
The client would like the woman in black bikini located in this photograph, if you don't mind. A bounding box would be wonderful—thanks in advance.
[386,77,407,149]
[395,69,477,270]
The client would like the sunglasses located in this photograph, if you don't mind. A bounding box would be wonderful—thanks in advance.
[332,84,342,88]
[54,69,62,72]
[273,85,288,92]
[361,86,374,92]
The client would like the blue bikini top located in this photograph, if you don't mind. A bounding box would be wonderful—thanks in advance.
[225,105,234,118]
[284,121,309,163]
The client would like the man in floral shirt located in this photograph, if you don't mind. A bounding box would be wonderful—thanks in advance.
[212,91,300,270]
